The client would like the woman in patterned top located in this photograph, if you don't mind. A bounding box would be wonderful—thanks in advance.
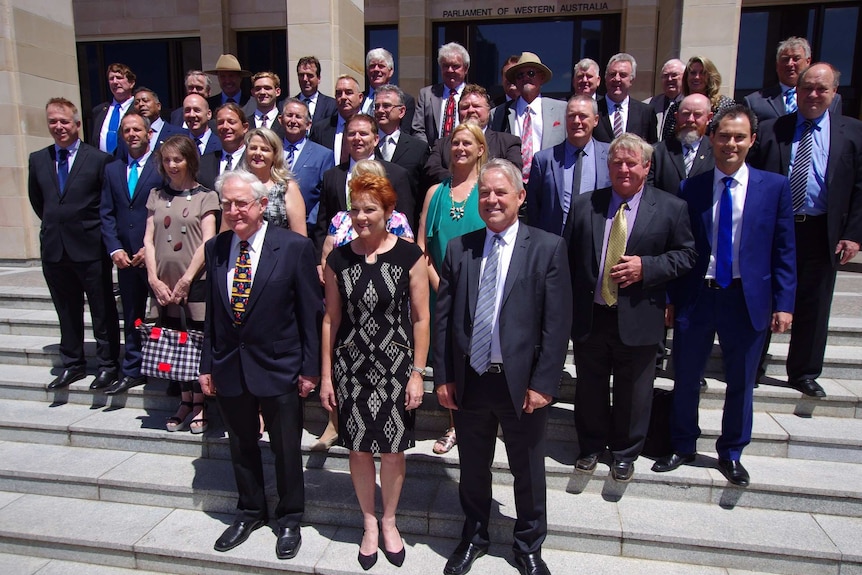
[240,127,306,234]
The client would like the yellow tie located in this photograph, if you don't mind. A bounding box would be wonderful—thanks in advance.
[601,201,628,306]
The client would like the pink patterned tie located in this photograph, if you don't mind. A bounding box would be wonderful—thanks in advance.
[521,106,533,183]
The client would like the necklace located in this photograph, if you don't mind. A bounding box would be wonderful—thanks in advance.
[449,186,472,220]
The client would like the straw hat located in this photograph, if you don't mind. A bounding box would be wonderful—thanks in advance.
[505,52,553,84]
[205,54,251,77]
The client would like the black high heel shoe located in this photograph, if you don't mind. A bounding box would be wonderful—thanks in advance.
[380,530,405,567]
[358,549,378,571]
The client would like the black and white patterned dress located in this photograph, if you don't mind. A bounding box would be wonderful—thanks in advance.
[327,238,422,453]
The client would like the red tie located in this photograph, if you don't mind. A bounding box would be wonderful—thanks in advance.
[521,106,533,183]
[442,91,456,137]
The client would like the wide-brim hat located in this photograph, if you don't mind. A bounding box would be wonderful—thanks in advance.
[505,52,553,84]
[205,54,252,77]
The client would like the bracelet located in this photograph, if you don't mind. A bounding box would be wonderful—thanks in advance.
[410,365,427,376]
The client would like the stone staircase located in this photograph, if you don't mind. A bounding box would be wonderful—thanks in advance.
[0,266,861,575]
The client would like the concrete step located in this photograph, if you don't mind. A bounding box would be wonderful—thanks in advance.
[0,490,857,575]
[0,552,178,575]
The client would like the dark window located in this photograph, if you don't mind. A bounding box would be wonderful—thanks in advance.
[236,29,288,95]
[366,25,400,86]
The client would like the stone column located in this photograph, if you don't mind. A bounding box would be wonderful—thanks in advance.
[0,0,80,261]
[199,0,230,86]
[397,0,429,99]
[286,0,365,95]
[623,0,660,101]
[678,0,742,95]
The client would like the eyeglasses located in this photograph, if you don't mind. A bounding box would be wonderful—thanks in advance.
[373,102,404,111]
[220,198,259,212]
[516,69,539,80]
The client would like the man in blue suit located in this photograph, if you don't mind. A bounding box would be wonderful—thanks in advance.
[279,98,335,236]
[655,106,797,486]
[200,170,322,559]
[99,113,165,394]
[526,95,610,236]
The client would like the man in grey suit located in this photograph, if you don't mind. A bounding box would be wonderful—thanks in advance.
[648,93,715,194]
[647,59,685,140]
[359,48,416,132]
[527,95,611,236]
[413,42,470,148]
[566,133,695,482]
[435,158,571,575]
[593,53,658,144]
[491,52,567,183]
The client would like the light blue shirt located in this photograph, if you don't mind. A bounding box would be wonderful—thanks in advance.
[790,111,831,216]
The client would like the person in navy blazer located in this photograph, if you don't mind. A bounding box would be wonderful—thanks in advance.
[592,54,658,144]
[113,87,188,160]
[657,106,797,486]
[434,159,572,575]
[200,169,322,558]
[29,98,120,391]
[280,56,338,125]
[90,63,136,153]
[169,70,212,127]
[279,98,335,235]
[100,113,165,392]
[527,95,611,236]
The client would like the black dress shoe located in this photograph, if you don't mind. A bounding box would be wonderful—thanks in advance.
[214,518,266,552]
[651,452,696,473]
[47,368,86,390]
[89,370,118,390]
[103,375,146,396]
[276,526,302,560]
[790,378,826,398]
[444,541,487,575]
[717,458,750,487]
[514,552,551,575]
[575,453,599,472]
[611,460,634,482]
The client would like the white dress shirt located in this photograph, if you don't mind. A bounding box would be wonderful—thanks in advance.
[513,96,544,152]
[227,221,268,302]
[478,221,519,364]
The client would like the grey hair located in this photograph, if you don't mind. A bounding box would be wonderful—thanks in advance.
[280,97,312,123]
[608,133,654,166]
[798,62,841,89]
[215,169,268,201]
[374,84,405,105]
[661,59,685,74]
[606,53,638,79]
[366,48,394,70]
[479,158,524,193]
[438,42,470,69]
[120,112,151,132]
[567,94,599,115]
[184,70,212,92]
[776,37,811,61]
[574,58,600,74]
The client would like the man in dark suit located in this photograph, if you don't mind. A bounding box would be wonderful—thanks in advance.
[425,84,522,185]
[205,54,255,118]
[29,98,121,391]
[313,114,413,251]
[744,37,842,124]
[435,158,571,575]
[91,63,136,154]
[129,87,187,153]
[413,42,469,147]
[170,70,211,127]
[308,75,364,164]
[183,94,221,157]
[656,106,797,486]
[647,59,684,141]
[280,98,335,235]
[648,93,715,193]
[566,134,695,482]
[200,169,321,559]
[359,48,416,132]
[99,113,165,394]
[197,103,249,191]
[249,72,285,139]
[373,84,429,213]
[752,62,862,398]
[281,56,338,126]
[527,95,611,236]
[593,54,658,144]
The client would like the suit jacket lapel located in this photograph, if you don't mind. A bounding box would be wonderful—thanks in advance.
[243,226,278,319]
[432,85,444,137]
[691,140,712,177]
[506,105,517,136]
[827,113,845,190]
[64,144,87,196]
[47,148,62,195]
[501,224,529,307]
[598,100,614,138]
[768,87,784,118]
[627,187,657,254]
[668,139,687,181]
[740,168,765,250]
[216,233,233,319]
[466,231,484,320]
[778,115,796,173]
[552,144,566,210]
[132,160,156,203]
[591,189,611,267]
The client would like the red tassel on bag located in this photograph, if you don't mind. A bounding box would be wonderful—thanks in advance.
[179,332,188,344]
[158,362,171,372]
[151,327,162,340]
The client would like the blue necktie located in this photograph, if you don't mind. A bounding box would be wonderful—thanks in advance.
[790,120,814,213]
[106,103,120,153]
[57,148,69,194]
[286,144,297,169]
[470,234,502,374]
[128,159,139,198]
[716,176,734,288]
[784,88,797,114]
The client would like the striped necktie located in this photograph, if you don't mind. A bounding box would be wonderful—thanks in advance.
[613,103,624,139]
[470,234,502,374]
[683,144,695,176]
[790,120,814,213]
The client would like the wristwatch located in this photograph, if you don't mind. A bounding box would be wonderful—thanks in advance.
[410,365,427,376]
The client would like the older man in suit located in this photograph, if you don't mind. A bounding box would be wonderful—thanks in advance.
[413,42,470,147]
[527,95,611,236]
[593,53,658,144]
[566,133,695,482]
[99,112,165,394]
[170,70,211,127]
[647,59,685,140]
[752,62,862,398]
[280,98,335,235]
[648,93,715,193]
[200,169,322,559]
[29,97,121,391]
[425,84,522,185]
[359,48,416,131]
[284,56,338,125]
[656,106,797,486]
[309,75,365,164]
[572,58,601,99]
[435,159,571,575]
[91,63,136,154]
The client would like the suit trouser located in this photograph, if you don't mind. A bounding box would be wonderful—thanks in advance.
[671,283,768,460]
[116,266,148,378]
[42,255,120,370]
[217,382,305,528]
[573,305,657,462]
[787,216,837,381]
[453,367,549,556]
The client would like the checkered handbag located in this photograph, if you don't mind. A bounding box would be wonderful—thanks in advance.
[135,306,203,382]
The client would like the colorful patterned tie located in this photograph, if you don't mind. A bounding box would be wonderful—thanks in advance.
[442,90,457,137]
[470,234,502,374]
[521,106,534,183]
[601,202,628,305]
[785,88,797,114]
[613,103,624,139]
[790,120,814,213]
[106,103,120,153]
[231,240,252,324]
[57,148,69,194]
[716,177,734,288]
[127,159,139,198]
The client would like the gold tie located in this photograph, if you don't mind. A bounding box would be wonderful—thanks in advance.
[601,201,628,306]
